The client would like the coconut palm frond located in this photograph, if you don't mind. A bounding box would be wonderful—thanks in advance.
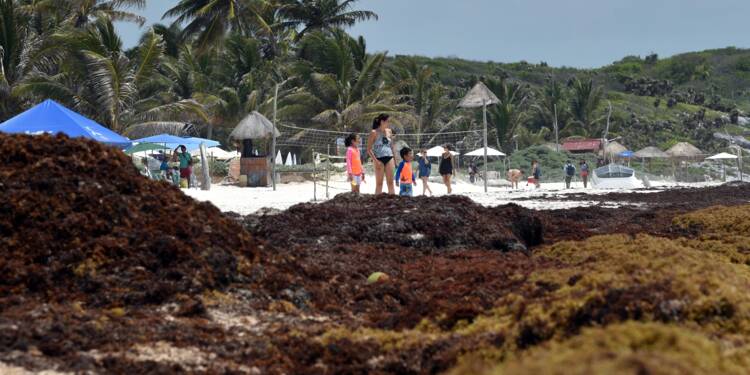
[122,121,194,138]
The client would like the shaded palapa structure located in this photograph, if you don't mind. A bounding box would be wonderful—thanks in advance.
[230,112,281,187]
[459,82,500,193]
[634,146,669,159]
[666,142,703,159]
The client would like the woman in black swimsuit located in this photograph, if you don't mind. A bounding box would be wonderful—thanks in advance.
[439,145,454,194]
[366,114,396,194]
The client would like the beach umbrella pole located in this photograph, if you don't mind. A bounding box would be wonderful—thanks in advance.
[272,83,279,191]
[483,101,488,193]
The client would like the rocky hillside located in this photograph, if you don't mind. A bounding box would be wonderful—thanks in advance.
[399,47,750,152]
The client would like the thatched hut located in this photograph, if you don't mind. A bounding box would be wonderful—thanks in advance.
[666,142,703,159]
[634,146,669,159]
[604,141,628,157]
[230,111,280,187]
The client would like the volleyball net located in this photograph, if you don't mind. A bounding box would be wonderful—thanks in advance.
[275,124,483,159]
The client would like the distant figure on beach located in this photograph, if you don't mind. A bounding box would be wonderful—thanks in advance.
[417,149,433,196]
[564,160,576,189]
[468,162,479,184]
[159,150,169,180]
[395,147,417,197]
[507,168,523,189]
[580,159,590,188]
[345,133,365,194]
[367,114,396,195]
[174,145,192,188]
[529,160,541,188]
[439,145,454,194]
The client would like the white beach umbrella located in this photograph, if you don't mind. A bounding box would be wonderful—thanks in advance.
[706,152,738,160]
[465,147,506,157]
[285,152,293,166]
[293,154,297,165]
[275,150,283,165]
[426,145,458,157]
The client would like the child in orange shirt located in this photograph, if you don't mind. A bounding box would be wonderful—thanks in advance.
[345,133,365,193]
[395,147,417,197]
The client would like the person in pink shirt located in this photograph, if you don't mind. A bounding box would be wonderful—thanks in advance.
[345,133,365,193]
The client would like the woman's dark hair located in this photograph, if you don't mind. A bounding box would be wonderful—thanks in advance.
[344,133,357,147]
[372,114,390,130]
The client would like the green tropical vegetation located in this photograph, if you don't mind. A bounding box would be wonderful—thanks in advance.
[1,0,749,155]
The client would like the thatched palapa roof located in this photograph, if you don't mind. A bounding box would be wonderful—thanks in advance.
[666,142,703,158]
[459,82,500,108]
[231,112,280,140]
[604,141,628,155]
[634,146,669,159]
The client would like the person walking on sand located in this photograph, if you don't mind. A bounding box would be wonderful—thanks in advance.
[417,149,433,196]
[580,159,590,188]
[564,160,576,189]
[507,168,523,189]
[174,145,193,188]
[367,114,396,195]
[439,144,455,194]
[395,147,417,197]
[345,133,365,194]
[531,160,541,189]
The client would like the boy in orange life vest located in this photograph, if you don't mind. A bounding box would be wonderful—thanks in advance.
[345,133,365,194]
[395,147,417,197]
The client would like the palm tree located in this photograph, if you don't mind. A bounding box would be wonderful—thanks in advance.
[285,30,409,131]
[483,78,531,151]
[1,0,41,119]
[17,19,207,135]
[532,80,569,134]
[164,0,255,52]
[280,0,377,40]
[388,57,453,145]
[65,0,147,28]
[568,77,604,135]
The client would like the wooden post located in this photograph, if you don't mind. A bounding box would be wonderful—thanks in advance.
[313,150,317,202]
[272,83,278,191]
[325,144,330,199]
[200,142,210,191]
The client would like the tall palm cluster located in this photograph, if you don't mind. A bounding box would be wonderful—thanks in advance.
[1,0,608,149]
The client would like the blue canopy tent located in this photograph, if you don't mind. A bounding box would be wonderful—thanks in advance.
[132,134,220,150]
[0,99,131,148]
[184,137,220,148]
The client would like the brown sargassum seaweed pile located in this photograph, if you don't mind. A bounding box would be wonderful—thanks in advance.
[1,133,750,374]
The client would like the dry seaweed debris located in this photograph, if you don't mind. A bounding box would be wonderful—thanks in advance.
[467,322,750,375]
[0,133,258,307]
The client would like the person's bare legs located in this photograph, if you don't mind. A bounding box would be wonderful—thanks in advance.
[374,161,385,194]
[384,160,396,195]
[443,174,452,194]
[421,176,433,195]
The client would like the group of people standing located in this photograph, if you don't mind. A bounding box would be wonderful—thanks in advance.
[141,145,193,188]
[345,114,596,196]
[506,159,590,189]
[345,114,455,197]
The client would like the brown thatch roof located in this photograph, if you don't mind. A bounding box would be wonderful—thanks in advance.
[634,146,669,159]
[458,82,500,108]
[604,141,628,155]
[666,142,703,158]
[230,112,280,140]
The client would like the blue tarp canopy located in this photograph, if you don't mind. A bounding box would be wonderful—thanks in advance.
[184,137,220,148]
[618,150,635,158]
[0,99,131,147]
[132,134,220,150]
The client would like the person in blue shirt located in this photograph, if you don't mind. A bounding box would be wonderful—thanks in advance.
[563,160,576,189]
[417,149,433,196]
